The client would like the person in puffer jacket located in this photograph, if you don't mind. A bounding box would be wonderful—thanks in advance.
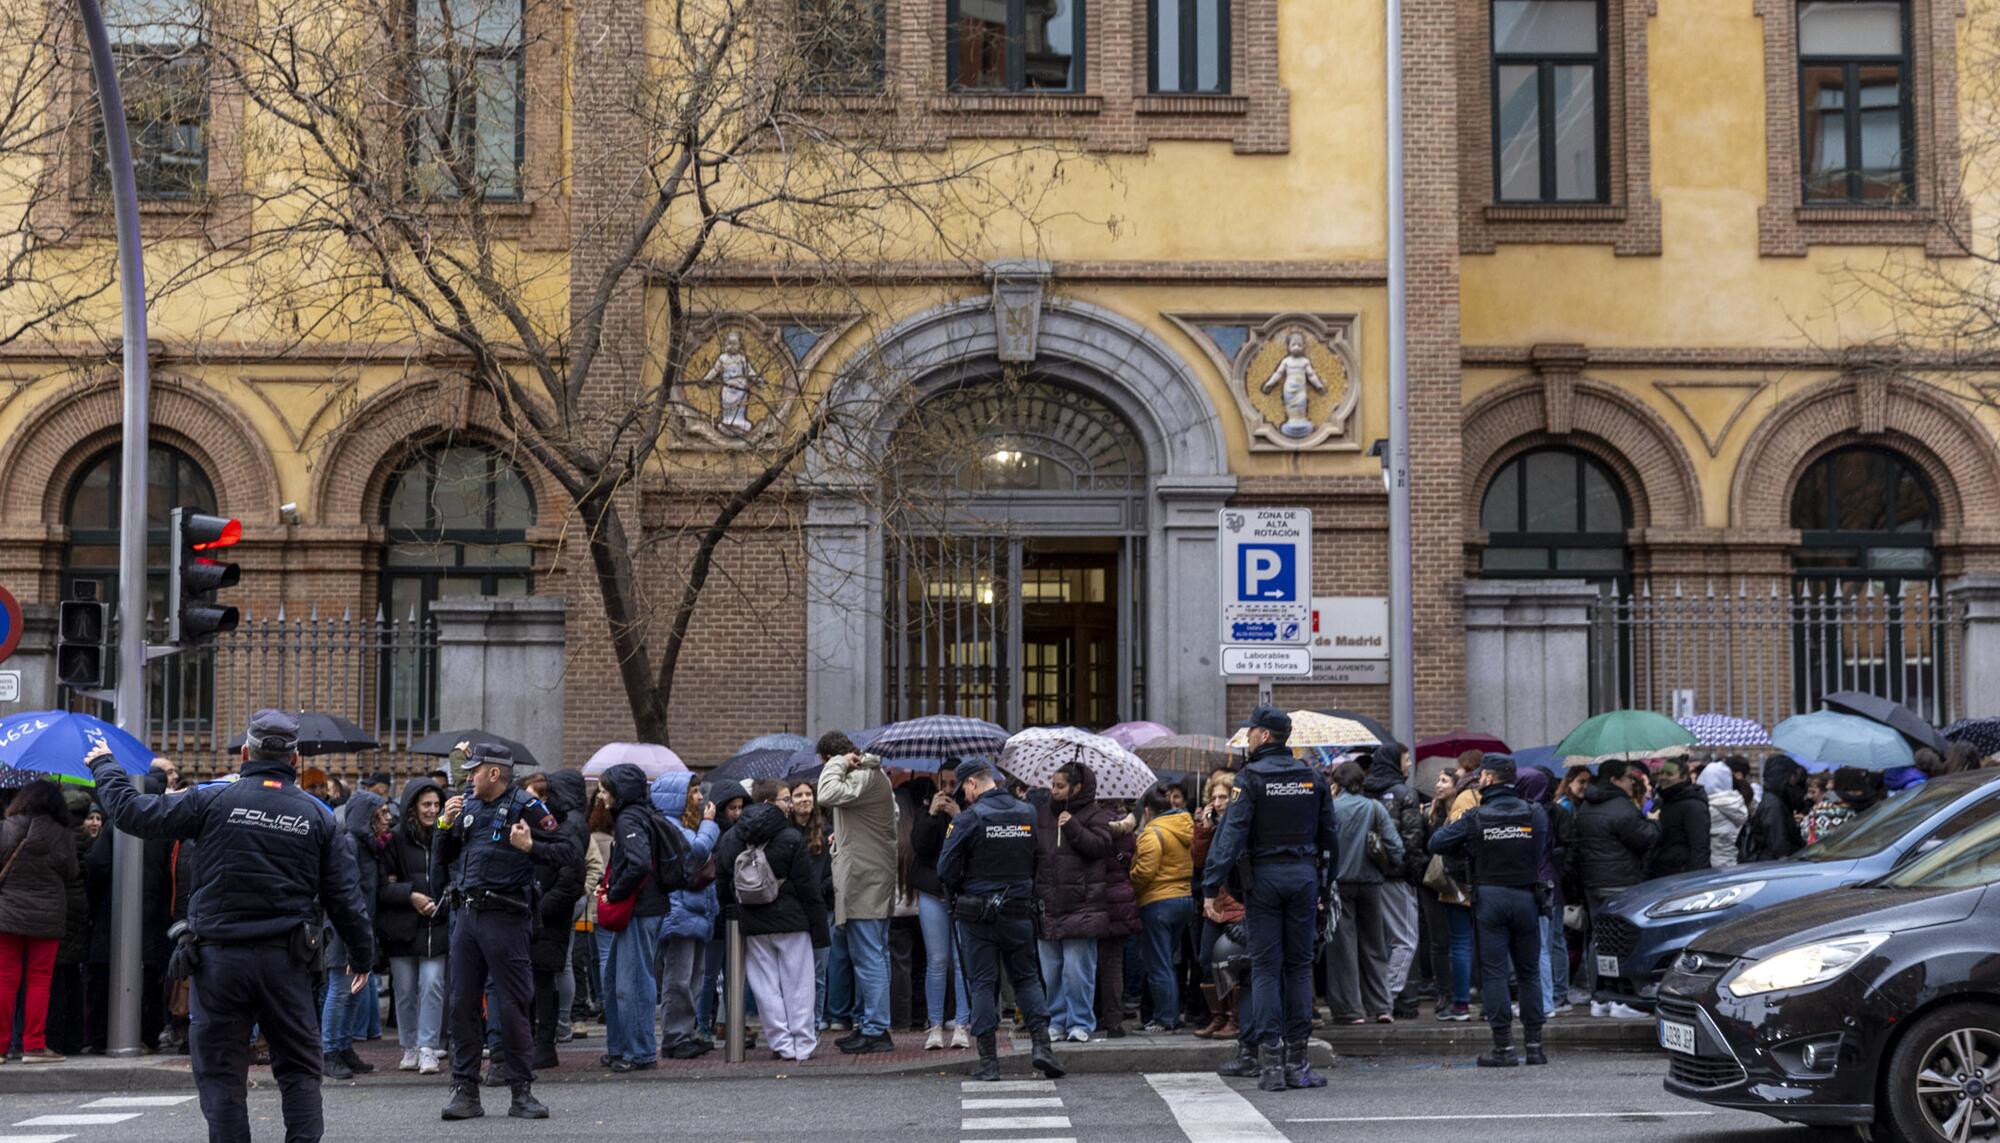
[1697,763,1748,869]
[650,772,720,1059]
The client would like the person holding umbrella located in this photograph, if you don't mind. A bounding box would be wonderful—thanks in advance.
[0,779,80,1064]
[85,710,375,1143]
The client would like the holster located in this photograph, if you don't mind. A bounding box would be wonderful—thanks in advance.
[289,920,325,972]
[166,928,201,982]
[1532,882,1553,917]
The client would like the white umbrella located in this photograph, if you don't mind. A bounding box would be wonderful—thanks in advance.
[582,742,688,779]
[1000,726,1158,800]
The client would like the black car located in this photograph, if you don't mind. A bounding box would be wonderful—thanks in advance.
[1658,806,2000,1143]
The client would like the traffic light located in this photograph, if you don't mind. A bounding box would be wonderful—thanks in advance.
[168,507,241,646]
[57,598,109,689]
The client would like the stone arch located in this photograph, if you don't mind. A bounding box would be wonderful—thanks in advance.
[1730,375,2000,532]
[1461,376,1702,532]
[0,373,281,526]
[309,374,562,529]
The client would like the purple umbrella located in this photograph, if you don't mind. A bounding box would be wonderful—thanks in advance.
[582,742,688,779]
[1100,721,1175,751]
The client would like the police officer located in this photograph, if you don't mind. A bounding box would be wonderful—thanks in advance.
[1427,753,1550,1067]
[1200,707,1338,1092]
[935,759,1065,1083]
[434,742,577,1121]
[85,710,373,1143]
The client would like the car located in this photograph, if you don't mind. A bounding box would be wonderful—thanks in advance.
[1592,769,2000,1009]
[1656,806,2000,1142]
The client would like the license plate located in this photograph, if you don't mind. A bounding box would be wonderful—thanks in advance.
[1597,954,1621,978]
[1660,1019,1697,1055]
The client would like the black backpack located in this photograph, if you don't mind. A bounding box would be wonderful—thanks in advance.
[1734,809,1768,865]
[645,811,693,892]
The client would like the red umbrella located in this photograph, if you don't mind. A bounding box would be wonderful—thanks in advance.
[1415,731,1510,762]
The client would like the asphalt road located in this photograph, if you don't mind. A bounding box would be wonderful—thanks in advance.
[0,1052,1855,1143]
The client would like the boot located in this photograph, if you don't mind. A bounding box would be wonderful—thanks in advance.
[1283,1041,1327,1089]
[339,1047,375,1074]
[1029,1026,1066,1079]
[322,1052,353,1082]
[440,1082,484,1121]
[1193,986,1224,1039]
[533,1038,560,1072]
[1217,1041,1261,1078]
[507,1083,549,1120]
[968,1033,1001,1082]
[1392,991,1421,1021]
[1477,1026,1519,1068]
[1256,1044,1286,1092]
[1212,993,1238,1041]
[1524,1028,1547,1066]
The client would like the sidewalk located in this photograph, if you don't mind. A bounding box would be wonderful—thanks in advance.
[0,1008,1658,1095]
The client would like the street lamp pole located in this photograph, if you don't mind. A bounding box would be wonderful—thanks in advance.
[1386,0,1416,749]
[76,0,154,1058]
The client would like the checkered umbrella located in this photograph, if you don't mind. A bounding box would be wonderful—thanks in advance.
[1228,711,1381,751]
[1000,727,1158,800]
[1680,713,1771,749]
[868,715,1009,763]
[1945,718,2000,760]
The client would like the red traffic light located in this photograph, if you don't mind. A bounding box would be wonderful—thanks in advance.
[188,515,241,551]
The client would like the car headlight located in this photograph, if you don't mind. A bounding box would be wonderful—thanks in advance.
[1724,934,1889,998]
[1646,881,1766,918]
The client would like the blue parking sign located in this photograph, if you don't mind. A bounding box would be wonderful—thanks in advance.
[1238,544,1297,602]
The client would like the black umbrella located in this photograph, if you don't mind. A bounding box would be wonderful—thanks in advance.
[1946,718,2000,759]
[707,748,796,785]
[1822,691,1949,755]
[1315,709,1395,747]
[227,712,379,758]
[407,729,540,771]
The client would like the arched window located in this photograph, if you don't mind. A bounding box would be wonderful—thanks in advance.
[1478,447,1630,578]
[380,444,535,621]
[62,444,218,605]
[892,378,1145,494]
[1789,445,1937,579]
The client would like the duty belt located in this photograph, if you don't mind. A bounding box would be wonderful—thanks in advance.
[462,888,529,913]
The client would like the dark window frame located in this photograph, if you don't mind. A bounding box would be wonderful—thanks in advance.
[1146,0,1230,94]
[945,0,1086,93]
[797,0,888,93]
[1795,0,1914,204]
[90,2,210,201]
[1789,444,1937,578]
[1489,0,1611,205]
[404,0,528,202]
[1478,446,1631,579]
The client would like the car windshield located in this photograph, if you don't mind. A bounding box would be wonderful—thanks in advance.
[1881,812,2000,890]
[1796,779,1967,862]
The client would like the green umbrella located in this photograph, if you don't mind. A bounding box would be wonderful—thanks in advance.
[1555,710,1697,761]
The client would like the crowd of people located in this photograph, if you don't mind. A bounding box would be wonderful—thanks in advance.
[1,728,1993,1077]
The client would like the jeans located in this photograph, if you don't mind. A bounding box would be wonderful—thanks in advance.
[1139,897,1196,1030]
[844,918,892,1037]
[1445,903,1475,1005]
[1540,914,1568,1017]
[1035,937,1098,1036]
[348,974,380,1041]
[320,931,359,1055]
[917,893,968,1028]
[388,956,446,1050]
[604,914,665,1064]
[813,946,830,1027]
[557,942,576,1040]
[824,924,855,1028]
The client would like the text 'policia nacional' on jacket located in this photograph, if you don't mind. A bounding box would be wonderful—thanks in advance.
[1199,741,1339,897]
[1426,781,1549,890]
[88,751,375,965]
[936,789,1039,900]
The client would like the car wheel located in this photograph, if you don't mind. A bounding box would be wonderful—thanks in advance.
[1884,1004,2000,1143]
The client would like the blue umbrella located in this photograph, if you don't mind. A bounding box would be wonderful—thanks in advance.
[1513,745,1562,774]
[737,733,813,756]
[1772,711,1915,772]
[0,710,154,787]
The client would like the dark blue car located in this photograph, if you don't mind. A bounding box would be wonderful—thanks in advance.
[1591,769,2000,1009]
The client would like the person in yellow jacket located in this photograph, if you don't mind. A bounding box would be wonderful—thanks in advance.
[1129,784,1197,1032]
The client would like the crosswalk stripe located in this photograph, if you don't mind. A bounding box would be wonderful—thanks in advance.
[79,1097,198,1109]
[961,1116,1073,1130]
[0,1135,77,1143]
[1145,1073,1290,1143]
[957,1138,1074,1143]
[13,1115,142,1127]
[962,1098,1064,1110]
[961,1079,1056,1092]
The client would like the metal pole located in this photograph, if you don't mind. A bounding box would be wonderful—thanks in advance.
[725,917,746,1063]
[1385,0,1415,748]
[77,0,153,1060]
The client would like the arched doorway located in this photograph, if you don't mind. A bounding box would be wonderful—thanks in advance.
[884,378,1147,728]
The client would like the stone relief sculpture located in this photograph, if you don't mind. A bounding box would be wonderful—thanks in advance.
[1259,331,1331,439]
[1163,312,1361,451]
[703,330,761,434]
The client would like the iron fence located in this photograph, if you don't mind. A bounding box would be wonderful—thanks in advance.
[1589,578,1964,729]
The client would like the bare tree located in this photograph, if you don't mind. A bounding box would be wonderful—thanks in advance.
[198,0,1097,742]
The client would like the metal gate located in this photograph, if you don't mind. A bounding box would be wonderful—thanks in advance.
[1588,578,1964,727]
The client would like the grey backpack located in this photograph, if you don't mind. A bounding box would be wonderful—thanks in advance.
[734,842,783,906]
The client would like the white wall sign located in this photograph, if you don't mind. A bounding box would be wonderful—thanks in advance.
[1218,508,1312,645]
[0,670,19,703]
[1311,596,1389,661]
[1221,646,1314,678]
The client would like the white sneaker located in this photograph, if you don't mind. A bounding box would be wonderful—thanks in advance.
[1068,1028,1090,1043]
[1607,1002,1650,1020]
[398,1048,419,1071]
[925,1025,945,1051]
[1589,1001,1611,1018]
[418,1047,440,1075]
[949,1025,970,1050]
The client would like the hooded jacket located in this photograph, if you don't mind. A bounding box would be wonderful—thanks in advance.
[715,802,827,943]
[1362,746,1428,883]
[1331,789,1403,885]
[1647,779,1712,879]
[338,788,387,926]
[530,770,589,971]
[378,777,449,958]
[1131,809,1196,907]
[1697,764,1748,869]
[1514,769,1567,903]
[0,808,80,939]
[602,763,674,918]
[1569,776,1659,890]
[57,788,94,964]
[1033,767,1117,939]
[816,753,899,925]
[650,772,721,943]
[1746,755,1807,862]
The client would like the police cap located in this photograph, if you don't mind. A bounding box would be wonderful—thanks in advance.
[1479,753,1518,782]
[1239,706,1292,743]
[465,742,528,774]
[955,759,995,786]
[243,709,300,758]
